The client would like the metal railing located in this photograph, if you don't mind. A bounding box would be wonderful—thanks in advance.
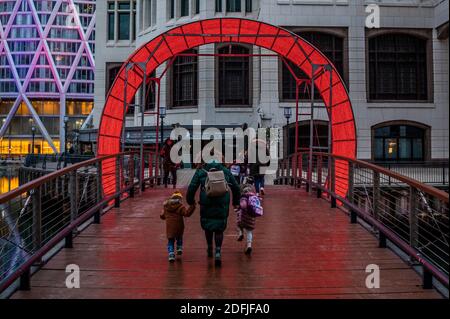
[23,154,95,170]
[276,152,449,289]
[0,151,161,295]
[375,161,449,186]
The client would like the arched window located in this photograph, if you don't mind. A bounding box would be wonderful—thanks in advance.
[106,63,136,114]
[217,45,251,107]
[171,49,198,107]
[281,31,345,101]
[372,122,429,162]
[143,71,156,111]
[368,33,428,101]
[285,120,329,156]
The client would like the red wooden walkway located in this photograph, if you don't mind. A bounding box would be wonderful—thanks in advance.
[12,186,441,299]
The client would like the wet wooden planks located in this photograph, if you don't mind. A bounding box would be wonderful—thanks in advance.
[12,186,441,299]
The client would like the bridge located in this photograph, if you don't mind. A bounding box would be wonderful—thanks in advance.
[0,151,448,299]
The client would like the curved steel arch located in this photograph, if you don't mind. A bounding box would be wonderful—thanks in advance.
[98,18,356,197]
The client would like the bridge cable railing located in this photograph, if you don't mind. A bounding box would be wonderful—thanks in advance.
[275,152,449,289]
[0,151,161,295]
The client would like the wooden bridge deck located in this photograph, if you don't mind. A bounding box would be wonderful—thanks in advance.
[12,186,441,299]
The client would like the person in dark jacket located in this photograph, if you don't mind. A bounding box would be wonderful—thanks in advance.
[160,138,178,188]
[186,160,240,266]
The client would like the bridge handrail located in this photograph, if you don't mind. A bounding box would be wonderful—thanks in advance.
[0,155,112,203]
[276,151,449,289]
[327,153,449,203]
[0,151,162,296]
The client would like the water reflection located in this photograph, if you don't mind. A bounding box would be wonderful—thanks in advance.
[0,167,19,194]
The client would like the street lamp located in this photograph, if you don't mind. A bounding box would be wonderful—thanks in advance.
[283,107,292,156]
[63,116,69,167]
[160,107,166,147]
[63,116,69,154]
[31,126,36,154]
[29,118,36,154]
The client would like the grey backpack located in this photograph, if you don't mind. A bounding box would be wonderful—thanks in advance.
[203,169,229,197]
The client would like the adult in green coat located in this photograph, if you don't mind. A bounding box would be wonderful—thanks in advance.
[186,161,240,265]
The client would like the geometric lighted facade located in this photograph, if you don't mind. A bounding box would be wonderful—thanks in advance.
[0,0,96,154]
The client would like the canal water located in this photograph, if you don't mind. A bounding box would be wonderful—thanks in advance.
[0,166,19,194]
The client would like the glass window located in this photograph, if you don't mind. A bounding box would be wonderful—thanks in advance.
[180,0,189,17]
[143,71,156,110]
[108,11,115,40]
[226,0,240,12]
[281,32,344,101]
[369,33,428,101]
[169,0,174,19]
[108,1,134,41]
[373,124,425,161]
[245,0,252,12]
[217,45,250,106]
[195,0,200,14]
[118,12,130,40]
[215,0,222,12]
[172,50,198,107]
[287,121,329,155]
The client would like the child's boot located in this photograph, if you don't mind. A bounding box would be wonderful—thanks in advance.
[168,252,176,262]
[245,243,252,255]
[237,228,244,241]
[176,246,183,255]
[214,248,222,266]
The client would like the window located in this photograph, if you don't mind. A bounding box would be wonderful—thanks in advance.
[143,71,156,111]
[215,0,222,12]
[369,33,428,101]
[180,0,189,17]
[107,3,115,40]
[105,63,121,95]
[286,121,329,155]
[245,0,252,12]
[142,0,156,29]
[172,49,198,107]
[195,0,200,14]
[107,1,135,41]
[226,0,241,12]
[106,62,134,114]
[118,2,131,40]
[217,45,250,107]
[281,31,344,101]
[169,0,174,19]
[372,123,427,161]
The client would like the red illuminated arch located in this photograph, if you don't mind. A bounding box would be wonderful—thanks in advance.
[98,18,356,197]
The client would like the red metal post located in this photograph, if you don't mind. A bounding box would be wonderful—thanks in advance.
[154,78,161,181]
[293,80,300,183]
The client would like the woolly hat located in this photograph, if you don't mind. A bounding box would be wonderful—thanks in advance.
[170,190,183,199]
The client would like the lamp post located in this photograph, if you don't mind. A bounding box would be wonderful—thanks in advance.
[63,116,69,154]
[31,126,36,154]
[160,107,166,147]
[63,116,69,167]
[28,118,35,154]
[284,107,292,157]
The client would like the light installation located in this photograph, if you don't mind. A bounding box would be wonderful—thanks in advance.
[98,18,356,198]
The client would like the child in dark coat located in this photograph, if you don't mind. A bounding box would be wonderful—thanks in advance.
[236,177,258,255]
[160,191,195,262]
